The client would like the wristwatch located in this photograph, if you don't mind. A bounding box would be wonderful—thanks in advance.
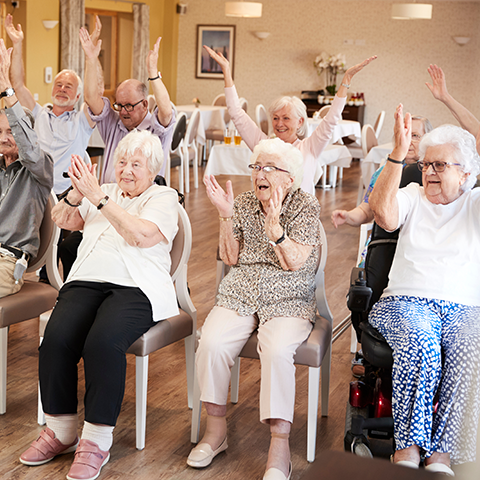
[0,87,15,99]
[269,231,286,248]
[97,195,109,210]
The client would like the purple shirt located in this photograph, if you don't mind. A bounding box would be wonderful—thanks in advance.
[88,97,176,183]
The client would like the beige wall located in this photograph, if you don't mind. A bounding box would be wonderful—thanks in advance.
[176,1,480,144]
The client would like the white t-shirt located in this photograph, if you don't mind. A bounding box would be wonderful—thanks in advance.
[382,183,480,306]
[67,183,179,321]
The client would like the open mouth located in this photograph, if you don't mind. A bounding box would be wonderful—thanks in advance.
[257,185,269,190]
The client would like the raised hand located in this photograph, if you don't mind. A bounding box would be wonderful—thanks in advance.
[0,40,13,88]
[90,15,102,46]
[5,14,23,45]
[426,64,449,102]
[79,27,102,60]
[204,45,230,72]
[391,104,412,160]
[147,37,161,76]
[342,55,377,84]
[264,185,285,241]
[68,155,101,203]
[204,174,234,218]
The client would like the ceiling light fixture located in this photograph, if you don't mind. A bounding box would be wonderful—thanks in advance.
[391,3,432,20]
[225,2,262,18]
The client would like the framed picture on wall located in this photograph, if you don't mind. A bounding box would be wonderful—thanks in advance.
[196,25,235,79]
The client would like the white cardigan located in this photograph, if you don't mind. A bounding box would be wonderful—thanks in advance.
[67,183,179,321]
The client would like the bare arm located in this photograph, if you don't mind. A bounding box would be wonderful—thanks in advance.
[331,202,373,228]
[204,175,239,265]
[370,104,411,231]
[79,27,105,115]
[426,64,480,137]
[265,186,312,271]
[51,189,86,231]
[204,45,234,88]
[61,156,166,247]
[336,55,377,98]
[4,15,35,110]
[147,37,172,127]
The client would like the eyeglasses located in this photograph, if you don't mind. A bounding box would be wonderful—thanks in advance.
[248,164,290,174]
[112,99,144,112]
[411,133,423,142]
[417,161,462,173]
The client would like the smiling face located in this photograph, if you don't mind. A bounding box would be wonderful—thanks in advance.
[0,114,18,165]
[115,150,154,198]
[422,144,469,205]
[251,153,294,208]
[51,72,80,109]
[271,105,303,144]
[115,80,148,131]
[405,119,426,164]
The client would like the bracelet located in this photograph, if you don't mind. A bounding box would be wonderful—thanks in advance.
[387,156,404,165]
[148,72,162,81]
[64,196,82,207]
[341,83,350,89]
[219,216,232,222]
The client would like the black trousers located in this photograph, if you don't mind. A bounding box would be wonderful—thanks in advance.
[39,281,156,426]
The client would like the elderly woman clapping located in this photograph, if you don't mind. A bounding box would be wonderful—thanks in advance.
[204,45,376,195]
[19,130,179,480]
[187,138,320,480]
[369,105,480,475]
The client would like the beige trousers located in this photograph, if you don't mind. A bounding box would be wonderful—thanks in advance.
[0,253,23,299]
[196,306,313,423]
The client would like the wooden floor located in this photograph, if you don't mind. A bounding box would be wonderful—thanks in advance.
[1,161,478,480]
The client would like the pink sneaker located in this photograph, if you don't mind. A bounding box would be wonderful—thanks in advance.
[20,427,79,466]
[66,439,110,480]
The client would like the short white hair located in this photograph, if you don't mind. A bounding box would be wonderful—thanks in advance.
[268,96,309,140]
[250,138,304,190]
[419,124,480,191]
[54,69,83,97]
[113,129,164,177]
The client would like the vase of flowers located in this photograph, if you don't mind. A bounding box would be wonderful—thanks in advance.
[313,52,346,96]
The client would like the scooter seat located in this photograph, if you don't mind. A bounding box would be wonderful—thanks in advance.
[360,321,393,369]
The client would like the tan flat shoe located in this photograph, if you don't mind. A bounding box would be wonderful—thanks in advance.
[263,461,292,480]
[186,437,228,468]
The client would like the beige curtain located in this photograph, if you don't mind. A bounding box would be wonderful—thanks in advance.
[60,0,85,79]
[132,3,150,84]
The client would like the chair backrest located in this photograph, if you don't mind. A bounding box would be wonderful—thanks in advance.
[361,124,378,159]
[318,105,331,119]
[255,104,269,135]
[170,204,192,285]
[315,219,333,322]
[212,93,226,106]
[238,97,248,113]
[374,111,385,139]
[28,191,59,272]
[185,109,201,147]
[170,112,187,153]
[170,101,178,118]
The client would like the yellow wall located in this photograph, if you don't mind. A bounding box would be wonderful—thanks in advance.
[10,0,178,105]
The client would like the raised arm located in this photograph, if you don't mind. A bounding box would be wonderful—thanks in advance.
[203,45,234,88]
[331,202,374,228]
[204,174,239,265]
[369,104,411,231]
[146,37,172,127]
[4,14,35,110]
[426,64,480,137]
[79,27,104,115]
[336,55,377,98]
[264,186,313,271]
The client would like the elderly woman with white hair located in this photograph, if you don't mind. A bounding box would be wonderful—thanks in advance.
[369,105,480,475]
[19,130,179,480]
[204,46,376,194]
[187,138,319,480]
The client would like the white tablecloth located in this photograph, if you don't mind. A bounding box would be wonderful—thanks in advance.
[362,142,392,187]
[307,119,361,144]
[176,104,228,145]
[205,143,352,188]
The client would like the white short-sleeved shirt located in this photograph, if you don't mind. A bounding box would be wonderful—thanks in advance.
[67,183,179,321]
[382,183,480,306]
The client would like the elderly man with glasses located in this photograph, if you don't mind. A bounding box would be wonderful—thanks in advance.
[79,27,175,184]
